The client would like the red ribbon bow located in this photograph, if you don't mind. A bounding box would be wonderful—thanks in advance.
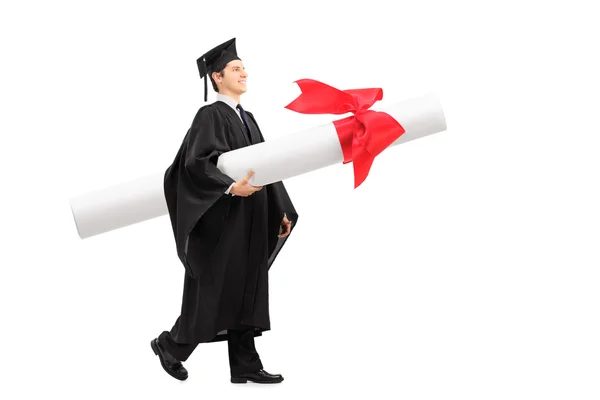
[284,79,406,188]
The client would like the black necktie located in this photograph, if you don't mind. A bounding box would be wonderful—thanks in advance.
[236,104,252,142]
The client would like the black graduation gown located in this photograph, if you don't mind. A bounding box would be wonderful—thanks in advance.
[163,101,298,344]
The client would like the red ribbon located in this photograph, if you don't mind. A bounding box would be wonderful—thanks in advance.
[284,79,406,188]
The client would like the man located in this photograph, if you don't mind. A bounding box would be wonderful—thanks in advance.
[151,38,298,384]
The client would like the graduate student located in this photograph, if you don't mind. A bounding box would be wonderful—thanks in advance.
[151,37,298,384]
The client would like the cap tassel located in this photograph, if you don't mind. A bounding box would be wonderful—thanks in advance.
[204,74,208,102]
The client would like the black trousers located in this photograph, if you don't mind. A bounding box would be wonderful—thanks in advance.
[158,329,263,375]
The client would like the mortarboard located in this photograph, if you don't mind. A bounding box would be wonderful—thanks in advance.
[197,37,242,102]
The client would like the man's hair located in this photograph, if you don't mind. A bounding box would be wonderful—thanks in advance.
[209,68,225,93]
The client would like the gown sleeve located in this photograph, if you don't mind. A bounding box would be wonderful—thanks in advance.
[165,106,236,277]
[184,106,236,193]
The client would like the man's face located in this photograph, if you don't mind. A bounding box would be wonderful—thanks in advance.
[215,60,247,96]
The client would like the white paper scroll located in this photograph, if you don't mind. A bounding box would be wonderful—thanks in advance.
[69,173,167,239]
[217,93,446,185]
[69,93,446,239]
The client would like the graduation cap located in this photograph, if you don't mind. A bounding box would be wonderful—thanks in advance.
[197,37,242,102]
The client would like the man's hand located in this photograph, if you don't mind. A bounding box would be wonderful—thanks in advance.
[231,170,263,197]
[278,215,292,238]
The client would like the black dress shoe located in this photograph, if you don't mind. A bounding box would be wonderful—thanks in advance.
[231,369,284,384]
[151,338,188,381]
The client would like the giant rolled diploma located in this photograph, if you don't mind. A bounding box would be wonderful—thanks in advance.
[69,93,446,239]
[70,173,166,239]
[217,93,446,186]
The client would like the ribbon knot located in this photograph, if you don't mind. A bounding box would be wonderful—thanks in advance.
[284,79,406,188]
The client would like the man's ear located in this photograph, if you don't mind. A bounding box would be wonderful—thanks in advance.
[211,71,221,84]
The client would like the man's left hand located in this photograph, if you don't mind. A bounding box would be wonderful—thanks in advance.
[278,215,292,238]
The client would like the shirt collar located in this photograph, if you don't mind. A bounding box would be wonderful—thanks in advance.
[216,93,239,111]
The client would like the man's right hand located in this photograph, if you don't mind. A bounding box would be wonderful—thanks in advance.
[230,170,263,197]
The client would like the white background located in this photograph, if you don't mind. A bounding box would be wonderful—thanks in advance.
[1,0,599,399]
